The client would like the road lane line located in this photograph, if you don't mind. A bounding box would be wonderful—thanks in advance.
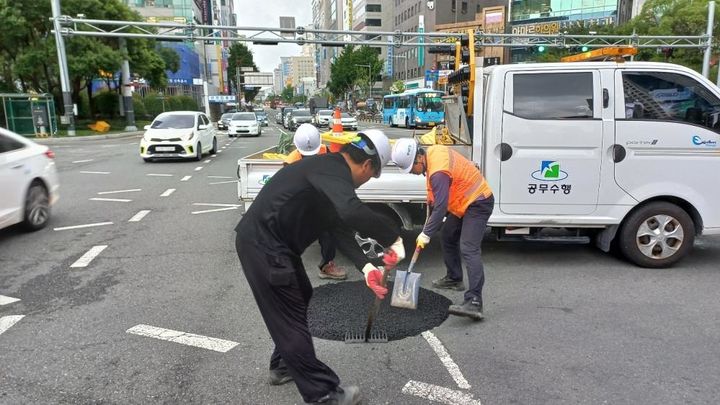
[0,315,25,336]
[194,166,204,171]
[128,210,151,222]
[80,171,110,175]
[70,245,108,268]
[422,331,471,389]
[126,324,239,353]
[191,207,239,215]
[207,176,233,179]
[89,198,132,203]
[209,180,236,185]
[180,175,192,181]
[160,188,176,197]
[97,189,141,195]
[192,203,241,207]
[402,381,481,405]
[0,295,20,306]
[146,173,173,177]
[211,154,217,157]
[54,222,114,231]
[72,159,94,163]
[217,150,223,153]
[203,159,211,163]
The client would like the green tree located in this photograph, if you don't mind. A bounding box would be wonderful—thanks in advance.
[327,45,384,99]
[281,85,294,102]
[227,43,260,101]
[390,80,405,94]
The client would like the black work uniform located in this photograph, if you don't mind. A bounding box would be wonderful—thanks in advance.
[235,153,398,403]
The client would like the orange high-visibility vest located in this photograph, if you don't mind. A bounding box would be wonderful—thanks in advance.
[425,145,492,217]
[284,144,328,165]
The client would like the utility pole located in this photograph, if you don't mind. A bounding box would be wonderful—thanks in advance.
[51,0,75,136]
[703,1,715,78]
[119,38,137,131]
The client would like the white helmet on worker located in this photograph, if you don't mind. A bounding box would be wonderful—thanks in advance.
[293,123,322,156]
[356,129,391,177]
[391,138,418,173]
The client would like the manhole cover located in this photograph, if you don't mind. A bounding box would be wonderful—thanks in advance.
[308,281,452,342]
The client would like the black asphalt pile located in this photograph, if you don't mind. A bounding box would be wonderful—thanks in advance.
[308,280,452,342]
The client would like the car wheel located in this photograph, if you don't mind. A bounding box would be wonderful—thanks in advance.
[618,202,694,268]
[23,181,50,231]
[195,142,202,161]
[210,137,217,154]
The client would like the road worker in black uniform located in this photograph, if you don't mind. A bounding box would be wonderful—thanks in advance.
[235,130,406,405]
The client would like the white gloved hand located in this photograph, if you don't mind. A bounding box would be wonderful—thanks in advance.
[416,232,430,249]
[362,263,387,299]
[389,237,406,261]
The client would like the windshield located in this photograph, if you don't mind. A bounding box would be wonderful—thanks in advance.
[417,94,444,112]
[256,111,267,117]
[293,110,311,117]
[341,113,353,118]
[151,114,195,129]
[232,113,256,121]
[317,110,332,116]
[221,113,233,120]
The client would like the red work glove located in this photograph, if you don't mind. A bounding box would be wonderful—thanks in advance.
[382,237,405,270]
[362,264,387,299]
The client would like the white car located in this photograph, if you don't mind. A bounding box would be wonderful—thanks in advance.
[140,111,217,162]
[314,109,333,127]
[228,112,261,137]
[0,127,59,232]
[341,112,358,131]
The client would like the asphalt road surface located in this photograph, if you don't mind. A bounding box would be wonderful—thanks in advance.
[2,118,720,404]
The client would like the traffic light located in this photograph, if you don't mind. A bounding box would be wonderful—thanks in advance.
[448,30,477,117]
[537,45,546,53]
[581,46,589,52]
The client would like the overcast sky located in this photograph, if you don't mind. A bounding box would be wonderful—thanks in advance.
[234,0,313,72]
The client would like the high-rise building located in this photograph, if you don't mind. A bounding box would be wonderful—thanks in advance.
[352,0,394,94]
[312,0,345,89]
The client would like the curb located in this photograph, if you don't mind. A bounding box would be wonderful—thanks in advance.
[33,131,144,143]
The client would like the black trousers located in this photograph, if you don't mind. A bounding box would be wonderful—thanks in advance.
[235,234,340,403]
[317,231,336,269]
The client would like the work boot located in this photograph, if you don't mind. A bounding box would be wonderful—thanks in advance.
[448,298,484,321]
[432,275,465,291]
[311,385,361,405]
[319,261,347,280]
[268,368,293,386]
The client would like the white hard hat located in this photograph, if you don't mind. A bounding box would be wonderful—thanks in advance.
[293,123,322,156]
[391,138,418,173]
[356,129,391,177]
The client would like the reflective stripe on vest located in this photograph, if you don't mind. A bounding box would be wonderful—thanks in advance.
[425,145,492,217]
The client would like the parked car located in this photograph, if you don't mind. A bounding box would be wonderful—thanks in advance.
[217,113,233,130]
[140,111,217,162]
[0,127,59,232]
[277,106,293,125]
[288,109,313,131]
[340,112,358,131]
[254,110,269,126]
[282,108,295,129]
[314,109,333,127]
[228,112,261,137]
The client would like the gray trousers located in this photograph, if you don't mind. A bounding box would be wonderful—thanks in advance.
[441,196,494,304]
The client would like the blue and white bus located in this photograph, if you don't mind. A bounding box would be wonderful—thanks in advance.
[382,89,445,128]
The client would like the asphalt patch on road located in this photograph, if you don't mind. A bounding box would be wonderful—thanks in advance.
[308,280,451,342]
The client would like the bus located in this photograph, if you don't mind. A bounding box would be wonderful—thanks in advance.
[382,89,445,128]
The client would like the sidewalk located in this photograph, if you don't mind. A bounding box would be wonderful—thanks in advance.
[33,131,144,144]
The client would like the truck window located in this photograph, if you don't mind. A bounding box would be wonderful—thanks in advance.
[622,72,720,132]
[513,72,594,120]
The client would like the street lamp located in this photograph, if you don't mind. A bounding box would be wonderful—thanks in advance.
[355,63,372,99]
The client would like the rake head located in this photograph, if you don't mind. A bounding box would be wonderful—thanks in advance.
[344,329,388,344]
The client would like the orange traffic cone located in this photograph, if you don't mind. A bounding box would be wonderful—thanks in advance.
[329,107,343,152]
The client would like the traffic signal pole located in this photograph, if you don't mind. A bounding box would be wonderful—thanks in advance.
[51,0,75,136]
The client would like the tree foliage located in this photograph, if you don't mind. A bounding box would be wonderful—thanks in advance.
[281,85,294,102]
[327,46,384,98]
[227,43,260,101]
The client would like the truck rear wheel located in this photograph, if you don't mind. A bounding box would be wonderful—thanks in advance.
[618,202,694,268]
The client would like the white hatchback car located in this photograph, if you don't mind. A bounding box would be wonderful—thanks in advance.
[228,112,261,137]
[340,112,358,131]
[140,111,217,162]
[0,127,59,232]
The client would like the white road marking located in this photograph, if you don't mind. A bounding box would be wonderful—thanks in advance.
[128,210,151,222]
[80,171,110,175]
[70,245,108,268]
[207,176,233,179]
[54,222,113,231]
[209,180,236,185]
[160,188,176,197]
[192,203,241,207]
[203,159,211,163]
[422,331,471,389]
[194,166,204,171]
[146,173,173,177]
[89,198,132,203]
[0,315,25,336]
[217,150,223,153]
[0,295,20,306]
[227,146,248,149]
[72,159,94,163]
[181,175,192,181]
[126,324,239,353]
[97,189,141,195]
[211,154,217,157]
[402,381,481,405]
[191,207,239,215]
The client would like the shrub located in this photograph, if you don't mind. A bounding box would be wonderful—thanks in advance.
[143,93,165,118]
[94,91,119,118]
[132,94,147,119]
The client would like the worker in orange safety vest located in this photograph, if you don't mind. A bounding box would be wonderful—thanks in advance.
[391,138,494,320]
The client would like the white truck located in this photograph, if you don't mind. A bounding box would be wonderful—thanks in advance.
[239,61,720,268]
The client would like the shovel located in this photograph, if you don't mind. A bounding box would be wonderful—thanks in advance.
[390,245,423,310]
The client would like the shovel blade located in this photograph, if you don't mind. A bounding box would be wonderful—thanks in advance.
[390,271,421,310]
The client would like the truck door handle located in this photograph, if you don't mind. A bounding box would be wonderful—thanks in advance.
[612,144,626,163]
[500,143,513,161]
[603,89,609,108]
[12,164,24,169]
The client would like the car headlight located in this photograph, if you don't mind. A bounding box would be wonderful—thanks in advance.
[187,132,195,140]
[292,118,297,123]
[415,117,421,122]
